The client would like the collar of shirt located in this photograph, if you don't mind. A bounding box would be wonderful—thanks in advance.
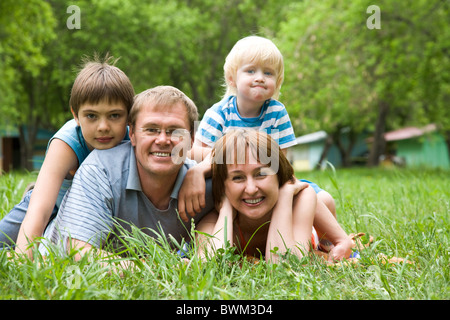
[230,95,270,122]
[126,147,142,192]
[125,144,197,200]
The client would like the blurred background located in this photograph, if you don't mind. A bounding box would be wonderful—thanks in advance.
[0,0,448,172]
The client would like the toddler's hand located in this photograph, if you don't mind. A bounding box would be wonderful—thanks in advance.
[327,237,353,261]
[280,178,309,196]
[178,167,206,222]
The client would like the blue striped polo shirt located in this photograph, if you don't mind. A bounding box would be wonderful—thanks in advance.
[196,96,297,149]
[39,141,213,254]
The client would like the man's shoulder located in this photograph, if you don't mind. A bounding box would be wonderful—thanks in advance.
[83,141,132,168]
[75,141,132,193]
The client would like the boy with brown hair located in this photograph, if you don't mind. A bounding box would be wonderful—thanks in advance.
[0,54,135,257]
[38,86,214,263]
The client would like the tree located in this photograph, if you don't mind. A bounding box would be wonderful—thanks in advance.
[0,0,56,170]
[277,0,374,167]
[1,0,304,170]
[277,0,449,167]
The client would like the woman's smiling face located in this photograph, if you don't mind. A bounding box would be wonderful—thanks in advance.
[224,152,279,221]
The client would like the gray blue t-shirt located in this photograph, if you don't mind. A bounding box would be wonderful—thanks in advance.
[40,141,213,254]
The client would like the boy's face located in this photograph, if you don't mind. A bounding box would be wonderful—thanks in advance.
[73,101,128,151]
[232,61,277,110]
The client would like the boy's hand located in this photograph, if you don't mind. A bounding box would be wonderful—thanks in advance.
[178,166,206,222]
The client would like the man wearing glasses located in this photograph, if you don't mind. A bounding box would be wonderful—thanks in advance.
[40,86,213,259]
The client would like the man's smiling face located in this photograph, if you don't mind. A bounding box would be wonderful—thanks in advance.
[130,102,192,180]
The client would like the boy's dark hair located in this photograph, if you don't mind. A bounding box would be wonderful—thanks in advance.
[69,53,135,116]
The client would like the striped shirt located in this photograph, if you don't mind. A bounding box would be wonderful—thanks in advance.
[39,141,213,254]
[196,96,297,149]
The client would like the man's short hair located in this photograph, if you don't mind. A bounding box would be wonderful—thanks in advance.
[129,86,198,133]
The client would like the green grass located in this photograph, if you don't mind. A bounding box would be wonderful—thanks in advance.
[0,168,448,300]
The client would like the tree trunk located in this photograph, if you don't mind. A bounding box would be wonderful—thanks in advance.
[19,74,39,171]
[18,126,36,171]
[445,131,450,162]
[368,100,389,167]
[315,134,334,170]
[334,129,357,168]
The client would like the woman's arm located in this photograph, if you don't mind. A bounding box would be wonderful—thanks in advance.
[196,198,235,259]
[266,181,316,263]
[15,139,78,258]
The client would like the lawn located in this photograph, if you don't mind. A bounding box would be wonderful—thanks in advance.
[0,167,448,301]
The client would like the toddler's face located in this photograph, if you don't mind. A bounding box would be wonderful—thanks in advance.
[233,61,277,110]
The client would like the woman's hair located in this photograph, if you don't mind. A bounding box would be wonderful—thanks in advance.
[223,36,284,99]
[211,129,293,208]
[129,85,198,133]
[70,53,135,116]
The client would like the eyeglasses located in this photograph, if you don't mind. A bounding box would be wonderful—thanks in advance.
[138,127,190,140]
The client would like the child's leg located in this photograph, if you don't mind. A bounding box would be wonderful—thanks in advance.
[317,190,336,219]
[298,179,351,258]
[299,185,336,240]
[314,197,337,251]
[299,180,335,247]
[314,194,353,259]
[0,190,32,248]
[315,190,337,251]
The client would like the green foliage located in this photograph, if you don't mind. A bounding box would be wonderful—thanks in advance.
[0,171,37,218]
[278,0,449,135]
[1,0,297,125]
[2,0,448,168]
[1,0,300,169]
[0,0,56,125]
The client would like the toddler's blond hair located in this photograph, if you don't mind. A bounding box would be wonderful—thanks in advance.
[223,36,284,99]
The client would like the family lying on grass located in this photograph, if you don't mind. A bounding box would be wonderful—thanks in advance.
[0,36,365,266]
